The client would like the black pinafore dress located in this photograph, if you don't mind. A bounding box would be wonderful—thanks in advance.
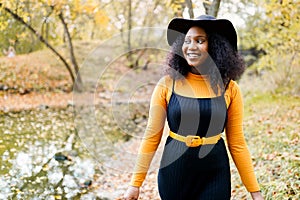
[158,79,231,200]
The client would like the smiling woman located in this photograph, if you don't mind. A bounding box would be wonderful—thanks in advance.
[124,15,264,200]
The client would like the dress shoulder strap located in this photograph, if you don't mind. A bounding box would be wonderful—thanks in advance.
[172,78,175,93]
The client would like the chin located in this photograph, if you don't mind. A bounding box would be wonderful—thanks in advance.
[189,62,204,67]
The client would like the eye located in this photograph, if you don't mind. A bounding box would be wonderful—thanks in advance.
[197,39,205,44]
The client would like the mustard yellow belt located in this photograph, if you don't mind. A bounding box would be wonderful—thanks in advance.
[169,131,221,147]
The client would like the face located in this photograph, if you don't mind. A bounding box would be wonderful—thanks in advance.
[182,26,208,72]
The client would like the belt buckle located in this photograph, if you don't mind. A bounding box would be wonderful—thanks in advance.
[185,135,202,147]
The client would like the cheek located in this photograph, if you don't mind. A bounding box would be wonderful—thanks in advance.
[201,44,208,52]
[182,46,187,56]
[181,45,186,52]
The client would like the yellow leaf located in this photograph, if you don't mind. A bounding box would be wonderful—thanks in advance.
[94,10,109,26]
[54,195,62,200]
[82,3,97,14]
[42,164,49,171]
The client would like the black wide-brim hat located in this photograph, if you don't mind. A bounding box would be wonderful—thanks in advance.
[167,15,237,51]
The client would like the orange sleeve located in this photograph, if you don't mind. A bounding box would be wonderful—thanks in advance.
[225,81,260,192]
[130,76,170,187]
[130,77,260,191]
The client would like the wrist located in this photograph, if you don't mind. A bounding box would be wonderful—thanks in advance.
[250,191,264,200]
[129,185,140,189]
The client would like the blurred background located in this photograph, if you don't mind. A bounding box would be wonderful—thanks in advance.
[0,0,299,199]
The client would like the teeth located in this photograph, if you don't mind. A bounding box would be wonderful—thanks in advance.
[187,53,200,58]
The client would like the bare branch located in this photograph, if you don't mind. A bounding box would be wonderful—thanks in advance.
[58,11,83,90]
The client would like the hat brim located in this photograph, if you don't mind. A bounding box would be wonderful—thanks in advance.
[167,18,237,51]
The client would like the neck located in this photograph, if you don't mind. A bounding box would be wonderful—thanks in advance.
[189,65,209,75]
[190,67,201,75]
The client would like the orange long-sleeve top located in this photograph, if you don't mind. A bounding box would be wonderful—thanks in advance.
[130,72,260,192]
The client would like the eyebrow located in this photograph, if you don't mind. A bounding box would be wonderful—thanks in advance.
[185,35,207,38]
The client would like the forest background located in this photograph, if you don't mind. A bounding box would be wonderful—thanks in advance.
[0,0,299,199]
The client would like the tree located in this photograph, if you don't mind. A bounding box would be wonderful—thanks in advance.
[233,0,300,95]
[107,0,170,68]
[185,0,194,18]
[0,1,46,53]
[203,0,221,17]
[0,1,84,91]
[241,0,299,71]
[168,0,222,18]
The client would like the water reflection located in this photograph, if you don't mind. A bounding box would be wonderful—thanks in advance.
[0,109,99,199]
[1,139,96,199]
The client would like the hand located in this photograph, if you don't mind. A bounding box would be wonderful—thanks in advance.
[124,186,140,200]
[250,191,264,200]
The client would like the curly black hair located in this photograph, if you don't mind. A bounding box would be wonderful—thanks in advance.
[165,30,245,94]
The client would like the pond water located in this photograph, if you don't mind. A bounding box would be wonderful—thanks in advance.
[0,58,157,199]
[0,107,102,199]
[0,99,150,200]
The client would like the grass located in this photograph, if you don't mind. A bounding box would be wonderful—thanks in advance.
[247,97,299,199]
[229,71,300,200]
[0,40,101,94]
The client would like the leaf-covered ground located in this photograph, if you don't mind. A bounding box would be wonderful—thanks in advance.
[92,91,300,200]
[0,47,299,199]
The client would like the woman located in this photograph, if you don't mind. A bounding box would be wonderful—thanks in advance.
[124,15,264,200]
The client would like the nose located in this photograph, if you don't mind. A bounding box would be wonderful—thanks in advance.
[188,40,198,50]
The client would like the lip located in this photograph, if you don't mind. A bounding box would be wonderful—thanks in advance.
[187,53,201,58]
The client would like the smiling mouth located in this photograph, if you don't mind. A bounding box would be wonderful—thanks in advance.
[187,53,201,58]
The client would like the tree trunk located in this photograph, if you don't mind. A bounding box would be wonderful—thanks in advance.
[41,10,53,41]
[127,0,133,67]
[58,12,83,91]
[203,0,221,17]
[210,0,221,17]
[185,0,194,18]
[203,0,210,14]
